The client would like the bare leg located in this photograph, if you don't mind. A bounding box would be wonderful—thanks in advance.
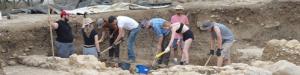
[217,57,223,67]
[182,39,192,63]
[223,58,231,66]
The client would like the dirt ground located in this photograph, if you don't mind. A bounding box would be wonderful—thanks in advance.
[1,0,300,74]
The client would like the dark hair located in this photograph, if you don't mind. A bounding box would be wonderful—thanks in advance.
[108,16,116,23]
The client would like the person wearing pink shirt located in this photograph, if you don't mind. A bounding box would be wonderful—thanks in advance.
[170,5,190,64]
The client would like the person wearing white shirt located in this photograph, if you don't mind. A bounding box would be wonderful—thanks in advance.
[108,16,141,62]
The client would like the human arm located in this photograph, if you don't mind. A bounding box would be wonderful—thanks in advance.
[98,28,108,43]
[114,27,125,44]
[214,26,223,49]
[95,35,101,53]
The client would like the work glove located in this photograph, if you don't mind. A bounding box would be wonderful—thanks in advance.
[216,48,222,56]
[163,47,171,53]
[208,50,214,55]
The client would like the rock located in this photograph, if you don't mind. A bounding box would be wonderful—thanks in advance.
[17,54,129,75]
[18,55,47,67]
[263,39,300,65]
[268,60,300,75]
[7,60,17,66]
[251,60,273,69]
[236,46,264,62]
[285,40,299,48]
[264,21,280,28]
[11,53,18,59]
[0,46,6,53]
[267,39,288,47]
[0,49,6,53]
[24,48,30,52]
[72,69,99,75]
[69,54,106,70]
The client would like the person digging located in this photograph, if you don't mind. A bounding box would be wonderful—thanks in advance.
[97,17,121,62]
[200,20,235,67]
[143,18,171,67]
[108,16,141,63]
[155,22,194,65]
[170,5,190,64]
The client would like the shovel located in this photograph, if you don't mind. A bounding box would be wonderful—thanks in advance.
[100,40,123,55]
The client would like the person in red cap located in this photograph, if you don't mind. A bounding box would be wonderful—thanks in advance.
[50,10,75,58]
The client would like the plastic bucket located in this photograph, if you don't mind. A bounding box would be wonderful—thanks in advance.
[136,65,150,74]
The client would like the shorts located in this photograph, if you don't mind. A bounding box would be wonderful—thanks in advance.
[83,47,98,58]
[221,41,234,59]
[182,30,194,41]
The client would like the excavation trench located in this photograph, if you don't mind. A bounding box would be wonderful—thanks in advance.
[1,0,300,75]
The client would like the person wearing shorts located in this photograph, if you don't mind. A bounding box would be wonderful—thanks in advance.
[201,20,235,67]
[162,22,194,65]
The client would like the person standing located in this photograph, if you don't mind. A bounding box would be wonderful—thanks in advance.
[170,5,190,63]
[201,20,235,67]
[108,16,141,63]
[160,22,194,65]
[144,18,171,66]
[50,10,75,58]
[81,18,100,57]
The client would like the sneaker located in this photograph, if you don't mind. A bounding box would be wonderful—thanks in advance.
[126,59,135,63]
[112,58,120,63]
[173,58,178,64]
[158,64,167,68]
[179,61,188,65]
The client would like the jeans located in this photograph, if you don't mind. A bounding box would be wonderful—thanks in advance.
[109,36,120,58]
[83,47,98,58]
[158,34,171,65]
[127,27,141,61]
[55,41,75,58]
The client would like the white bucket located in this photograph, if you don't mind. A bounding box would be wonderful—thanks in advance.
[0,11,2,20]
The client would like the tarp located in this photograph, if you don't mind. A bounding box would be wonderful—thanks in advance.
[65,2,170,14]
[9,0,170,14]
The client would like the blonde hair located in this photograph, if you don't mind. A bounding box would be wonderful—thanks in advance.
[84,22,95,37]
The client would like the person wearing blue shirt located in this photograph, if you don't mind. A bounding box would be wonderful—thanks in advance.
[143,18,171,66]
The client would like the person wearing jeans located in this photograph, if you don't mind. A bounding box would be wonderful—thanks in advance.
[50,10,75,58]
[108,16,140,62]
[144,18,171,66]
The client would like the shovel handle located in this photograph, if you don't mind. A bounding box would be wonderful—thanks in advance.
[100,41,122,54]
[204,55,212,66]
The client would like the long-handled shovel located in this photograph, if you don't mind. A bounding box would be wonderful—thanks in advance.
[47,3,54,57]
[100,40,123,55]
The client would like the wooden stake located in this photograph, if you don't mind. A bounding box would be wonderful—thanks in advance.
[48,0,55,57]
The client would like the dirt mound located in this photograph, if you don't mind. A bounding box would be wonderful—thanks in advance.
[17,54,130,75]
[263,39,300,65]
[151,60,300,75]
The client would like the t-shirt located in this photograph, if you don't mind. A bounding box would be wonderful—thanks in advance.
[55,20,74,43]
[171,15,189,25]
[81,29,98,45]
[211,23,234,43]
[149,18,170,38]
[117,16,139,30]
[170,15,189,39]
